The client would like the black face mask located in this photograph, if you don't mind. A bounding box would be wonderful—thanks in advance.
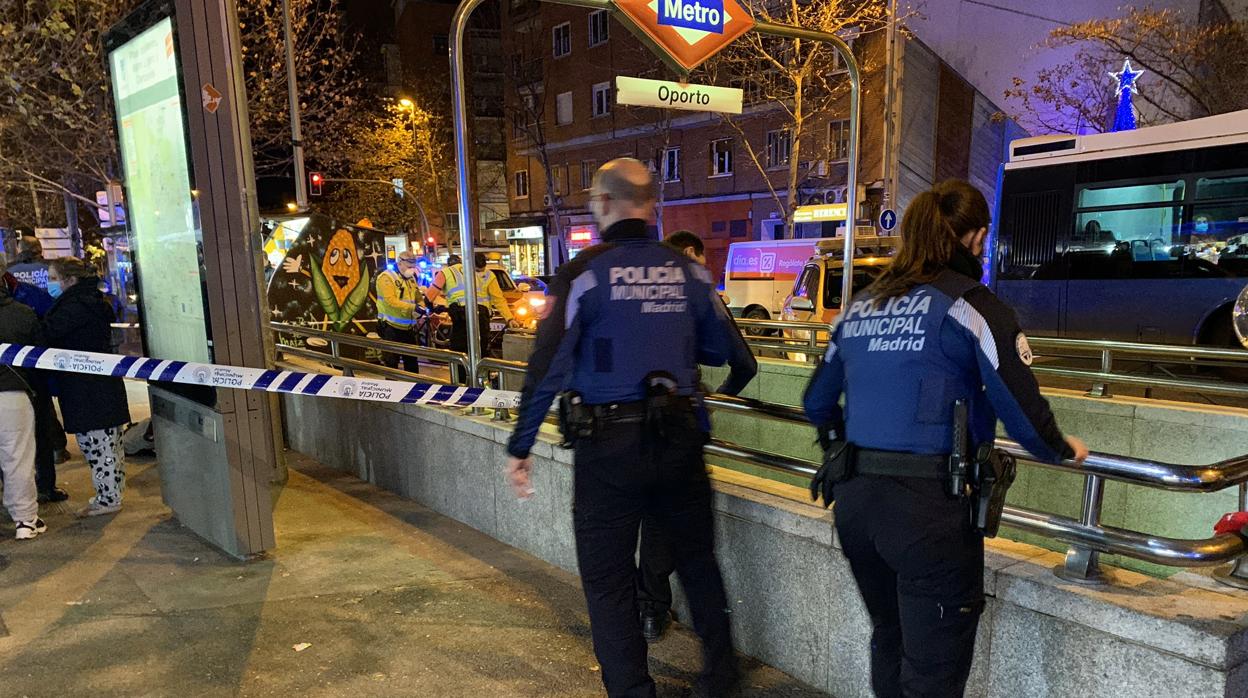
[948,242,983,281]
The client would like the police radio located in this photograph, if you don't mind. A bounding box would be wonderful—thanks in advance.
[948,399,971,498]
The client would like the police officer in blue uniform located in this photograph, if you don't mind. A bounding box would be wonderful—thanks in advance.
[505,158,757,697]
[803,180,1088,697]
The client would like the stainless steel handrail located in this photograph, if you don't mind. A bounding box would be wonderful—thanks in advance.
[266,322,1248,586]
[733,318,1248,397]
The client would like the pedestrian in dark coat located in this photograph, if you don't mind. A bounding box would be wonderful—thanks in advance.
[44,257,130,517]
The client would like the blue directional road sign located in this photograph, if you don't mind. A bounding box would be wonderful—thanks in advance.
[879,208,898,232]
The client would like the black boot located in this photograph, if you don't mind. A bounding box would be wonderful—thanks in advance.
[641,606,671,643]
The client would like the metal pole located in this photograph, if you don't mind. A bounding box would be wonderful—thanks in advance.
[450,0,485,387]
[282,0,308,210]
[882,0,899,204]
[754,23,861,312]
[1057,474,1108,585]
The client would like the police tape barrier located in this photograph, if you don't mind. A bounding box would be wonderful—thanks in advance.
[0,344,521,409]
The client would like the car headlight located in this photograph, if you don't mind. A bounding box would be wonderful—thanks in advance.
[1234,285,1248,349]
[516,305,529,317]
[529,297,546,307]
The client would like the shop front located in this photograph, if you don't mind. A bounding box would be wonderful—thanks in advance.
[486,217,548,277]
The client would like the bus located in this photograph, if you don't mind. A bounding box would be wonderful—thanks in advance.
[992,109,1248,347]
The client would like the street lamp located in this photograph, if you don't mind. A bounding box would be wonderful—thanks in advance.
[398,97,414,109]
[285,202,298,212]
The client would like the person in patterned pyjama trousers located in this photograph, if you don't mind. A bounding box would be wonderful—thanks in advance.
[43,257,131,517]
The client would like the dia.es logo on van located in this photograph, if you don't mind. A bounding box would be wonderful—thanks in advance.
[759,253,777,274]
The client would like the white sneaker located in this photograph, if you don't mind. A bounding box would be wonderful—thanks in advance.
[76,499,121,518]
[15,518,47,540]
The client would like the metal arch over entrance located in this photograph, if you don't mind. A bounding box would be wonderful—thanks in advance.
[448,0,864,384]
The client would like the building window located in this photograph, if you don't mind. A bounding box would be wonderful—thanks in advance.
[661,147,681,182]
[552,22,571,58]
[592,82,612,117]
[432,34,449,55]
[514,170,529,199]
[556,91,573,125]
[829,120,851,161]
[553,165,566,196]
[730,219,749,237]
[766,129,792,169]
[588,10,609,47]
[710,138,733,177]
[581,160,597,190]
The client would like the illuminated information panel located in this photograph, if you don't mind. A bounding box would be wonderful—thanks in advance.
[109,17,210,363]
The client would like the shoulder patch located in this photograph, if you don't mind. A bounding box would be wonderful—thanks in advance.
[1015,332,1034,366]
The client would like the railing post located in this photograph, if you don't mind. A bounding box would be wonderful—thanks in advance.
[491,370,511,422]
[332,339,354,377]
[1055,474,1109,585]
[1215,483,1248,590]
[1086,349,1112,398]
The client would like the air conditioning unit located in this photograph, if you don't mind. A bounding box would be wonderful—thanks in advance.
[823,190,839,204]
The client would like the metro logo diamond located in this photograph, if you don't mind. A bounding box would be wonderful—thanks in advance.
[658,0,725,34]
[616,0,754,72]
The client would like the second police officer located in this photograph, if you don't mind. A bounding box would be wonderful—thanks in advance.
[803,179,1088,698]
[504,158,757,698]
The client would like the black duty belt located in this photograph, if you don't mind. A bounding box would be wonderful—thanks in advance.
[590,397,695,424]
[854,448,948,480]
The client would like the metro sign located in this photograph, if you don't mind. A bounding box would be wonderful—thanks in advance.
[615,0,754,72]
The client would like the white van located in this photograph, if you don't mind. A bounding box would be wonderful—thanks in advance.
[723,239,828,320]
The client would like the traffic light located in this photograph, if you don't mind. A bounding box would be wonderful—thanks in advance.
[309,172,324,196]
[425,235,436,257]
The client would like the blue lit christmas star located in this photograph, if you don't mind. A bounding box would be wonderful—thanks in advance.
[1110,58,1144,96]
[1109,58,1145,132]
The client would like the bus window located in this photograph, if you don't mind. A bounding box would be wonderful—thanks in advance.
[1196,175,1248,200]
[998,190,1066,280]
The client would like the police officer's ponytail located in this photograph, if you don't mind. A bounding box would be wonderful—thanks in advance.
[866,179,990,299]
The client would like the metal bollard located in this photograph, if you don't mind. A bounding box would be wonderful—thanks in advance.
[1215,483,1248,590]
[1055,474,1109,585]
[1086,349,1112,398]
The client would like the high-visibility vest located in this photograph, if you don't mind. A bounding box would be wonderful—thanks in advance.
[444,264,467,305]
[376,269,419,328]
[444,265,493,302]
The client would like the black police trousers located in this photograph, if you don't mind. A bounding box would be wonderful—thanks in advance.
[448,304,490,384]
[378,323,418,373]
[833,474,984,698]
[573,418,735,698]
[636,515,675,615]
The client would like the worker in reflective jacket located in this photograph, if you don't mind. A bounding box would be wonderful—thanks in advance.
[504,158,755,697]
[802,179,1088,698]
[374,250,421,372]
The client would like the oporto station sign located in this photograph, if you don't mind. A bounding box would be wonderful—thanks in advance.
[615,0,755,72]
[616,76,743,113]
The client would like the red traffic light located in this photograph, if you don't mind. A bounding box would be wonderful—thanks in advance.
[309,172,324,196]
[426,236,435,244]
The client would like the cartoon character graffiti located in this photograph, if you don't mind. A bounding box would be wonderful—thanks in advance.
[281,228,372,331]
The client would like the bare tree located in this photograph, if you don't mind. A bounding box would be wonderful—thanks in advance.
[705,0,889,238]
[0,0,129,226]
[1008,7,1248,134]
[504,20,566,243]
[0,0,364,230]
[238,0,365,176]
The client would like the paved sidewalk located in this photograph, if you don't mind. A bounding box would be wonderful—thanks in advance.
[0,448,827,697]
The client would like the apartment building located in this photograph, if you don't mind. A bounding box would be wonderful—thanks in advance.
[497,1,1021,281]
